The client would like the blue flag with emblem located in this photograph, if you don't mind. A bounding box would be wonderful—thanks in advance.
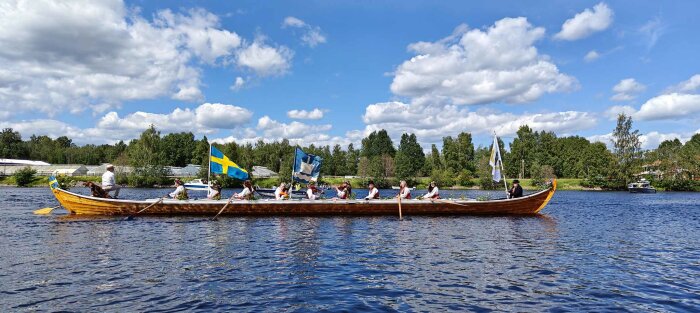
[48,175,59,190]
[292,147,323,184]
[210,145,249,180]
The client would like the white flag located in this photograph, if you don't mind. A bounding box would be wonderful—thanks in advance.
[489,135,502,182]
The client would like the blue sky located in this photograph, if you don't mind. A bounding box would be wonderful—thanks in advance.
[1,0,699,150]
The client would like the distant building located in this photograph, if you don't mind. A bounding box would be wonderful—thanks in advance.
[252,166,278,178]
[167,164,201,177]
[86,163,134,176]
[1,164,88,177]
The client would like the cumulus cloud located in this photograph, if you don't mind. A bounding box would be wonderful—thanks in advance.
[361,101,597,145]
[0,0,291,116]
[635,93,700,121]
[287,108,325,120]
[584,50,600,62]
[588,131,696,150]
[281,16,327,47]
[666,74,700,93]
[604,105,637,120]
[236,38,293,76]
[554,2,613,41]
[611,78,646,101]
[195,103,253,128]
[391,18,577,106]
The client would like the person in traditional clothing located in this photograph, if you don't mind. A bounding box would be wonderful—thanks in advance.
[169,178,188,200]
[275,182,289,200]
[396,180,411,199]
[234,180,254,200]
[364,181,380,200]
[334,181,351,200]
[421,181,440,200]
[101,164,120,198]
[508,179,523,199]
[207,180,222,200]
[307,181,319,200]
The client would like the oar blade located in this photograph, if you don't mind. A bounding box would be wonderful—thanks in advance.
[33,207,55,215]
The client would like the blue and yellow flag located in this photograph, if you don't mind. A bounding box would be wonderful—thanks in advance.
[292,147,322,184]
[48,175,59,190]
[210,145,249,180]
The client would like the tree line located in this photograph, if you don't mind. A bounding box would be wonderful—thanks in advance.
[1,114,699,190]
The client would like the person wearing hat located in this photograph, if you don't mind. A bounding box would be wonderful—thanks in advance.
[101,164,120,198]
[169,178,188,200]
[306,181,319,200]
[421,181,440,200]
[207,180,222,200]
[274,182,289,200]
[508,179,523,199]
[364,181,379,200]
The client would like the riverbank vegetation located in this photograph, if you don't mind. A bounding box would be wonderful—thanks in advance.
[2,114,699,190]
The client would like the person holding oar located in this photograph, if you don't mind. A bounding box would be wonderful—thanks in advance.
[168,178,188,200]
[419,181,439,200]
[396,180,411,199]
[233,180,254,200]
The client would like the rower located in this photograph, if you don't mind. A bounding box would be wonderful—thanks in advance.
[508,179,523,199]
[307,181,319,200]
[207,180,222,200]
[421,181,439,200]
[234,180,254,200]
[335,181,352,200]
[275,183,289,200]
[169,178,188,200]
[364,181,379,200]
[396,180,411,199]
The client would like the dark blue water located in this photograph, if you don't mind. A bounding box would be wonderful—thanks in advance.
[1,187,698,312]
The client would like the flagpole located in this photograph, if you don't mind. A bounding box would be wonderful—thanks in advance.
[208,142,212,197]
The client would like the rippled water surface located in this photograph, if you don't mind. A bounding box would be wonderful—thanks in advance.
[1,187,698,312]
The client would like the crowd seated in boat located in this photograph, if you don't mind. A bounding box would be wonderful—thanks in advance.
[307,181,320,200]
[421,181,439,199]
[275,183,289,200]
[397,180,411,199]
[364,181,379,200]
[207,180,222,200]
[508,179,523,199]
[234,180,254,200]
[334,181,352,200]
[169,178,188,200]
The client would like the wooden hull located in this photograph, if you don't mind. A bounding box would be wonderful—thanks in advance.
[50,180,556,216]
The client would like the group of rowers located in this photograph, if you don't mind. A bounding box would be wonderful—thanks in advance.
[271,179,441,201]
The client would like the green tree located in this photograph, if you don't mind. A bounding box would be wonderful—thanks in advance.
[394,133,425,180]
[345,143,359,176]
[162,132,196,167]
[126,125,169,187]
[430,144,442,171]
[611,114,642,183]
[1,128,27,159]
[14,166,37,187]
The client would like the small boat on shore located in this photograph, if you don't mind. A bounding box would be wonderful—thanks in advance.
[628,179,656,193]
[47,179,557,216]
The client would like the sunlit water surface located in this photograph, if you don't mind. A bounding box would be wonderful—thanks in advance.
[1,187,698,312]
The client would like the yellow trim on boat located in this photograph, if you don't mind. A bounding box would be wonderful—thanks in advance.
[534,179,557,214]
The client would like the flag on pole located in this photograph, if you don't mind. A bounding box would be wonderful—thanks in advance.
[489,135,503,182]
[210,145,249,180]
[292,147,323,183]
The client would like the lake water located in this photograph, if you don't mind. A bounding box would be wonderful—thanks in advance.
[1,187,698,312]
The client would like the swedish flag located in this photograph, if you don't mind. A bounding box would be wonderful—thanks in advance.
[210,145,249,180]
[48,176,59,190]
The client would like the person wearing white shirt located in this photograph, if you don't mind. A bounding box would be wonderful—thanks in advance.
[234,180,254,200]
[274,183,288,200]
[396,180,411,199]
[364,181,380,200]
[169,179,188,200]
[334,181,351,200]
[422,181,440,199]
[306,181,319,200]
[101,164,120,198]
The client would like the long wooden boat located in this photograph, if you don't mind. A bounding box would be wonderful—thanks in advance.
[49,180,556,216]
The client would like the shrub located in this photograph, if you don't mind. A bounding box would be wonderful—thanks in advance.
[430,169,455,187]
[14,166,37,187]
[456,170,475,187]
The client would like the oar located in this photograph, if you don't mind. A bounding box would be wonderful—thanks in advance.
[34,205,61,215]
[397,194,403,220]
[124,197,164,220]
[430,198,472,207]
[212,194,236,221]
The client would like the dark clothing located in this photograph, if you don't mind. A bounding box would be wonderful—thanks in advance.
[508,185,523,199]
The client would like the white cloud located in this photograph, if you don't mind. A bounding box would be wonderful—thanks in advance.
[230,76,245,91]
[639,17,666,49]
[361,101,597,145]
[584,50,600,62]
[287,108,325,120]
[281,16,327,47]
[391,18,577,106]
[195,103,253,128]
[554,2,613,41]
[0,1,290,116]
[211,116,355,147]
[611,78,646,101]
[604,105,637,120]
[236,38,293,76]
[667,74,700,93]
[635,93,700,121]
[588,131,694,150]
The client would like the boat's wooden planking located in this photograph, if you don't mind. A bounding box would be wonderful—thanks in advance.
[52,180,556,216]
